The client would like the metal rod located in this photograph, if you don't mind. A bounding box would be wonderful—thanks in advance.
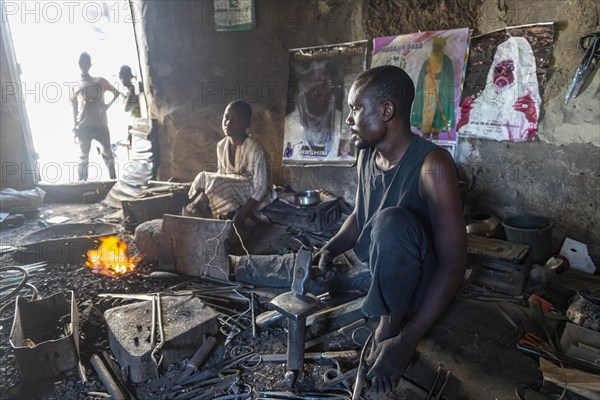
[305,318,367,349]
[150,295,157,348]
[351,332,372,400]
[306,297,365,327]
[433,370,452,400]
[426,365,443,400]
[250,292,257,338]
[261,350,359,363]
[147,180,191,187]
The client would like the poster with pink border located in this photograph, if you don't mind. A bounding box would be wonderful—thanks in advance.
[372,28,470,158]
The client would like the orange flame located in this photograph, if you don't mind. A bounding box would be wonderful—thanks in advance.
[86,236,140,277]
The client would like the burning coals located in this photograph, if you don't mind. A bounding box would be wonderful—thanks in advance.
[86,236,140,277]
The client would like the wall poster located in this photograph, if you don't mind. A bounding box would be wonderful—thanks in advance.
[456,23,554,142]
[283,41,368,165]
[371,28,471,158]
[214,0,254,31]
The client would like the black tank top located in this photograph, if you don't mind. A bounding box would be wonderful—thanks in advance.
[354,135,441,261]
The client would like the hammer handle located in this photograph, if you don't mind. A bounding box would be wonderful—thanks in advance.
[188,336,218,369]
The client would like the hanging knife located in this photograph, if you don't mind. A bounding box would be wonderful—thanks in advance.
[565,32,600,104]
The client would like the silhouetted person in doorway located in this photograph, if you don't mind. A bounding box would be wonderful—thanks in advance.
[71,52,119,181]
[118,65,141,118]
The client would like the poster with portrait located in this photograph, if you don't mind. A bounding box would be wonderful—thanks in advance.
[456,23,554,142]
[371,28,471,158]
[283,41,368,165]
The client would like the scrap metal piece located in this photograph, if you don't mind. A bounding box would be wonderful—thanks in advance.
[159,215,232,280]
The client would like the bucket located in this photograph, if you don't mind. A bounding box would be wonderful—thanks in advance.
[502,215,554,264]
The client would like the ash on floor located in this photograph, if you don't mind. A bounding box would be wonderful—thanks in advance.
[1,202,597,400]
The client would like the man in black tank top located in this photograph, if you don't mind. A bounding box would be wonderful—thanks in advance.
[315,66,467,393]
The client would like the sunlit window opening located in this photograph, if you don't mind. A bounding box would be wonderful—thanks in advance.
[6,0,140,183]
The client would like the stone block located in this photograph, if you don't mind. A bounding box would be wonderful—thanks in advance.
[104,295,218,383]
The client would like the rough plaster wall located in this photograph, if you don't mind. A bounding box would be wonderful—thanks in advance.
[137,0,599,262]
[365,0,484,38]
[137,0,365,199]
[465,0,600,262]
[0,25,35,190]
[457,140,599,263]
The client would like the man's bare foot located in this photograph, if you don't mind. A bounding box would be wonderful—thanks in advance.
[372,316,403,345]
[365,317,421,393]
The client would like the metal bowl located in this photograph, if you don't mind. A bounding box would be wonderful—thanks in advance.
[294,190,321,206]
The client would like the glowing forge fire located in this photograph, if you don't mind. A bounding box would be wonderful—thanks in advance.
[86,236,140,277]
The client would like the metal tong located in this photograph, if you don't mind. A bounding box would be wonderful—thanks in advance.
[150,293,165,377]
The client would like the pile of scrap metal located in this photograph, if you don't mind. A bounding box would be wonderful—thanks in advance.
[90,249,461,399]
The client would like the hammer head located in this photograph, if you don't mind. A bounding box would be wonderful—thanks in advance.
[291,249,312,296]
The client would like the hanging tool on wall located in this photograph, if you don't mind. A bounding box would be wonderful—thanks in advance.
[565,32,600,104]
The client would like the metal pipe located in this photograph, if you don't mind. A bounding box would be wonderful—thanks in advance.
[90,354,127,400]
[102,351,137,400]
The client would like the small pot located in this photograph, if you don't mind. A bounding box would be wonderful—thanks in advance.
[294,190,321,206]
[466,212,502,237]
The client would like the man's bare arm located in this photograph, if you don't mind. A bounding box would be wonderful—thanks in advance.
[410,149,467,336]
[315,178,360,278]
[106,86,120,109]
[103,79,120,109]
[70,90,79,128]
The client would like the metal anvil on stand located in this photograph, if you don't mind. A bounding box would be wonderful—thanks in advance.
[269,249,324,387]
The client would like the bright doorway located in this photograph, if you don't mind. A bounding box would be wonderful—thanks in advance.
[5,0,141,183]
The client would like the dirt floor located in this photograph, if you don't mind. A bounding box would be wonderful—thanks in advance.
[0,202,598,400]
[0,202,367,400]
